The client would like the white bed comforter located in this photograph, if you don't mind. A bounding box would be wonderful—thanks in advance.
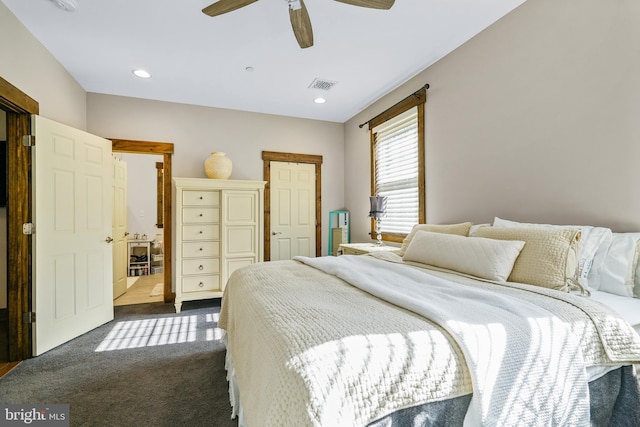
[297,255,585,426]
[219,255,640,427]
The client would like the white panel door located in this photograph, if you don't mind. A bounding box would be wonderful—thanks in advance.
[112,156,127,299]
[33,115,113,356]
[270,161,316,260]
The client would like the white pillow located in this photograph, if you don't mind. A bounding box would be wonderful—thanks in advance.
[596,232,640,297]
[492,217,612,290]
[402,230,525,282]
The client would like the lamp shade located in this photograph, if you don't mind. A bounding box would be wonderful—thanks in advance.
[368,196,388,219]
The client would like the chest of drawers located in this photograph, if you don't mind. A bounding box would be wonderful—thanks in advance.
[173,178,265,312]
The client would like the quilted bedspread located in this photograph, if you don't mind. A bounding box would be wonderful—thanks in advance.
[218,255,640,427]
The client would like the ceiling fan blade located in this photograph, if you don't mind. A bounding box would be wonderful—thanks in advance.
[202,0,258,17]
[289,0,314,49]
[334,0,395,10]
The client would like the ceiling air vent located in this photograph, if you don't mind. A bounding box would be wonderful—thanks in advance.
[308,78,337,91]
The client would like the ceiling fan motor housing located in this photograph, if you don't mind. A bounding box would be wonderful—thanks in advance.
[50,0,78,12]
[287,0,303,11]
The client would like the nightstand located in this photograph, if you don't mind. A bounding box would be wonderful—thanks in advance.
[338,243,399,256]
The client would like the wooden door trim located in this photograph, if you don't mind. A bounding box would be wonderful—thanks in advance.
[262,151,323,261]
[110,139,174,303]
[0,76,38,114]
[1,76,39,361]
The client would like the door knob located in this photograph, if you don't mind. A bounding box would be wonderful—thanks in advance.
[272,231,282,235]
[105,236,114,243]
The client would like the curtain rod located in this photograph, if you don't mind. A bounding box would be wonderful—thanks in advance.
[359,83,430,129]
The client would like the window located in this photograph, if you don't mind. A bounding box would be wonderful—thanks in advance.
[370,88,426,243]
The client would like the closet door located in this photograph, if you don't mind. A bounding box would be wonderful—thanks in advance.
[269,161,316,260]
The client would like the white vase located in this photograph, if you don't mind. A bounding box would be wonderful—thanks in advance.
[204,152,232,179]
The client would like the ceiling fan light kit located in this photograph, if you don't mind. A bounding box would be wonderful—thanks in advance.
[201,0,395,49]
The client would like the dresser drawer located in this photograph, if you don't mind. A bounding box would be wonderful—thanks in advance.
[182,224,220,241]
[182,258,220,275]
[182,275,220,293]
[182,207,220,224]
[182,190,220,206]
[182,241,220,258]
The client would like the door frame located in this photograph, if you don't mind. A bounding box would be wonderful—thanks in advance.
[110,139,174,304]
[1,76,39,361]
[262,151,322,261]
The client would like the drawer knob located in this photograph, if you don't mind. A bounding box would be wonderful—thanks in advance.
[199,265,204,270]
[199,248,203,251]
[199,196,203,200]
[198,282,204,288]
[199,213,203,217]
[199,230,203,234]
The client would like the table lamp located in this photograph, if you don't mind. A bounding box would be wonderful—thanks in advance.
[368,195,388,246]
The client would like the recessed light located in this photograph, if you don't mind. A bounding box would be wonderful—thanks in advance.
[313,97,326,104]
[132,69,151,79]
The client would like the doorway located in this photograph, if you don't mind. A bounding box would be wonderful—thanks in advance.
[110,139,174,306]
[113,152,165,306]
[0,111,7,364]
[262,151,323,260]
[1,76,38,362]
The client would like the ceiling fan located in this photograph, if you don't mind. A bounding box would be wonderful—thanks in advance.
[202,0,395,49]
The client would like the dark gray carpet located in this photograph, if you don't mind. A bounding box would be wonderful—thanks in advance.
[0,299,238,427]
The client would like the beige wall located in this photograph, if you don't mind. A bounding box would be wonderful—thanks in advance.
[87,93,345,255]
[0,2,87,129]
[345,0,640,242]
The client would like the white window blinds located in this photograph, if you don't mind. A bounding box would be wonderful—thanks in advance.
[372,107,419,235]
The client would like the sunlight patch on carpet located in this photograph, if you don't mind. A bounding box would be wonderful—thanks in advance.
[95,314,224,352]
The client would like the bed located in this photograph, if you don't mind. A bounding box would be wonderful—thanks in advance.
[218,222,640,427]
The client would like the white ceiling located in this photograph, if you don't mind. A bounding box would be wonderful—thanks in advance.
[2,0,525,123]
